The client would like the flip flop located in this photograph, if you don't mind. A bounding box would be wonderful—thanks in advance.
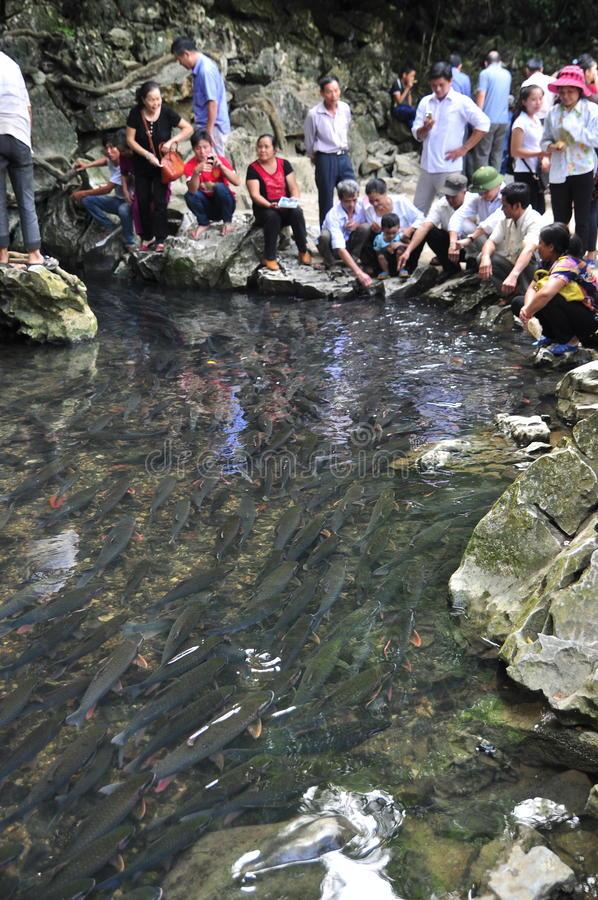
[153,243,165,253]
[532,337,552,347]
[26,256,59,271]
[549,343,579,356]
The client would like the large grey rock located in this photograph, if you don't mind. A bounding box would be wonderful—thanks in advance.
[496,415,551,446]
[534,346,598,372]
[556,361,598,423]
[256,255,375,301]
[484,843,575,899]
[383,265,438,301]
[30,85,78,163]
[0,266,97,343]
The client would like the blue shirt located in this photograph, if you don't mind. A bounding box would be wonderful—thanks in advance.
[477,63,511,125]
[451,68,471,98]
[192,55,230,134]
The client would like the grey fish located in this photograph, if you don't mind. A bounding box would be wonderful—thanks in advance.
[78,515,136,585]
[0,584,95,637]
[43,825,134,893]
[123,392,142,421]
[128,641,224,697]
[40,484,102,527]
[28,674,92,714]
[214,514,241,560]
[112,656,227,750]
[149,475,177,521]
[0,725,106,829]
[123,686,234,774]
[272,574,318,637]
[61,771,153,858]
[286,515,326,561]
[0,711,63,783]
[303,533,340,570]
[273,505,302,551]
[8,458,66,503]
[238,496,257,545]
[94,814,210,892]
[53,613,128,670]
[90,475,133,523]
[312,558,347,626]
[0,503,14,532]
[169,498,191,544]
[328,482,364,533]
[52,742,114,820]
[251,560,297,605]
[152,691,274,786]
[278,613,314,672]
[25,877,96,900]
[0,609,88,672]
[119,890,163,900]
[150,564,231,612]
[294,635,345,705]
[190,475,219,512]
[358,486,396,545]
[0,840,23,867]
[0,676,37,728]
[161,600,207,665]
[123,559,151,601]
[65,636,143,727]
[266,423,294,452]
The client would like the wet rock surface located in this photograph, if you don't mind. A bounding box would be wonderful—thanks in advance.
[556,360,598,423]
[0,265,97,342]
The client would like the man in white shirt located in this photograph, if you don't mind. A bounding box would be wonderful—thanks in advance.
[521,58,555,120]
[447,165,505,265]
[318,179,372,288]
[364,176,425,273]
[0,51,57,269]
[412,60,490,215]
[304,76,355,226]
[398,173,476,274]
[478,182,541,295]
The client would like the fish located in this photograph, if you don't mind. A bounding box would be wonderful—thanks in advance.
[328,482,364,533]
[94,814,211,892]
[65,636,143,727]
[151,692,274,786]
[0,840,23,868]
[303,533,340,570]
[149,475,177,521]
[277,614,315,672]
[0,675,37,728]
[27,675,92,714]
[23,877,96,900]
[168,498,191,544]
[251,560,297,605]
[123,560,151,602]
[123,392,142,421]
[123,686,234,774]
[272,573,318,637]
[150,565,231,612]
[273,505,302,551]
[160,600,207,665]
[190,475,219,512]
[0,585,96,638]
[213,514,241,560]
[293,634,346,704]
[40,484,102,527]
[358,486,396,545]
[42,824,134,893]
[53,614,128,670]
[311,558,347,627]
[0,503,14,532]
[0,609,88,673]
[52,742,115,820]
[238,496,256,545]
[90,474,133,523]
[0,711,63,783]
[320,662,395,711]
[127,643,225,697]
[286,516,326,560]
[77,515,136,585]
[0,725,106,830]
[61,772,154,858]
[7,458,66,503]
[112,656,228,752]
[266,423,294,452]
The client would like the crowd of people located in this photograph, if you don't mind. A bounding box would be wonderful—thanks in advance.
[1,38,598,354]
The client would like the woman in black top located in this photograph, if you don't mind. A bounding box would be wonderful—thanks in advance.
[246,133,311,271]
[126,81,193,251]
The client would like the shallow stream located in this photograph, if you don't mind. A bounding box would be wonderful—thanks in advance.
[0,285,594,898]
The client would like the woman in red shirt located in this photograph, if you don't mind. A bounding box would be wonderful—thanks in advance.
[184,130,240,238]
[246,133,312,271]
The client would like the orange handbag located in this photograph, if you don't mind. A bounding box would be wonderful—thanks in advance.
[159,143,185,184]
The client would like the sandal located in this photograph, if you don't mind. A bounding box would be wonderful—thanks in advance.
[549,343,579,356]
[139,241,154,252]
[153,243,165,253]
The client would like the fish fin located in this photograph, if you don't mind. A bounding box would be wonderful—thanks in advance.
[111,731,126,747]
[154,776,173,794]
[209,752,225,772]
[134,654,149,668]
[401,660,413,673]
[409,629,422,648]
[247,718,262,739]
[98,781,125,796]
[310,632,321,646]
[111,682,124,695]
[134,796,146,820]
[16,624,34,635]
[386,685,393,702]
[111,853,125,873]
[85,704,97,720]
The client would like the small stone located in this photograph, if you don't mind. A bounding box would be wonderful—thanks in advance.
[496,414,551,446]
[487,844,575,900]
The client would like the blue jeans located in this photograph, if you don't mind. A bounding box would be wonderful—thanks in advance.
[82,194,135,246]
[0,134,41,251]
[185,183,235,225]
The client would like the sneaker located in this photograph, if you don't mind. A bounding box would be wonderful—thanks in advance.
[398,268,410,279]
[94,227,120,248]
[262,259,280,271]
[298,251,312,266]
[376,272,391,280]
[549,343,579,356]
[532,336,552,347]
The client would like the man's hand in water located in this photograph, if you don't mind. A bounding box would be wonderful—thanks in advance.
[501,272,518,294]
[357,271,373,288]
[479,256,492,280]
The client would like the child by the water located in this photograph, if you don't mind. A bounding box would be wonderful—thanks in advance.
[373,213,409,278]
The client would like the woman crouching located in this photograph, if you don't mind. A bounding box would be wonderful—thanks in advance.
[246,133,312,271]
[184,130,240,238]
[512,223,598,356]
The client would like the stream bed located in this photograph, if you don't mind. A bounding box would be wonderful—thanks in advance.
[0,284,594,899]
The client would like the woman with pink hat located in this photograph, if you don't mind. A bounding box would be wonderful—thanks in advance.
[541,65,598,254]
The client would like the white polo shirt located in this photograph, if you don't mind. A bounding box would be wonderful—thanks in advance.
[364,193,425,230]
[427,196,476,235]
[448,187,505,235]
[412,88,490,173]
[321,198,368,250]
[0,51,32,149]
[489,206,542,262]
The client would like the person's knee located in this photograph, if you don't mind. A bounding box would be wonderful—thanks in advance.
[81,196,94,212]
[510,295,524,315]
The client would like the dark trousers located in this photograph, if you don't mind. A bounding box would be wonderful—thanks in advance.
[490,253,536,295]
[513,171,546,215]
[511,294,598,345]
[253,206,307,260]
[391,105,416,127]
[185,183,236,225]
[318,224,371,267]
[550,171,594,253]
[135,171,169,242]
[314,152,355,226]
[425,227,461,273]
[589,195,597,255]
[0,133,41,251]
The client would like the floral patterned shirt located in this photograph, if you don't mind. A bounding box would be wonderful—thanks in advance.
[541,100,598,183]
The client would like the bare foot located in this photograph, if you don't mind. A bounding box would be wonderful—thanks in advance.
[221,223,234,236]
[190,225,209,240]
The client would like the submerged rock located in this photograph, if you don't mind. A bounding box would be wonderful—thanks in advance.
[0,265,97,343]
[482,843,576,900]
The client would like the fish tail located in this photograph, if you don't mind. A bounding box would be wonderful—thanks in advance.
[65,707,86,727]
[111,730,127,747]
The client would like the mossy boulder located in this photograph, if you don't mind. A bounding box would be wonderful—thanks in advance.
[0,266,97,343]
[556,360,598,423]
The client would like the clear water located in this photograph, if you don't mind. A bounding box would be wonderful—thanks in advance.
[0,284,592,898]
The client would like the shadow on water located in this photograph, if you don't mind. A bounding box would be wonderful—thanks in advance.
[0,283,585,898]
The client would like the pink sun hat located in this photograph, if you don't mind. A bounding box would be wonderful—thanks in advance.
[548,65,591,97]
